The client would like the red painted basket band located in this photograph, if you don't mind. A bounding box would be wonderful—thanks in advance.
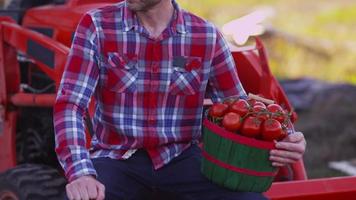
[202,150,277,177]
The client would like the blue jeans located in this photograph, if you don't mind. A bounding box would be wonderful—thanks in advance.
[92,144,268,200]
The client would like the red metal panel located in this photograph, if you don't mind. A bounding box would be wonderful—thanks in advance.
[0,18,20,171]
[232,48,263,94]
[265,176,356,200]
[0,20,69,86]
[291,159,307,180]
[23,1,124,47]
[0,23,6,107]
[10,93,56,107]
[0,112,17,171]
[0,17,19,105]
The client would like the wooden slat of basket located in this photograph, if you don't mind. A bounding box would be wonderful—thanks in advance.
[215,139,234,185]
[202,127,214,179]
[224,143,243,190]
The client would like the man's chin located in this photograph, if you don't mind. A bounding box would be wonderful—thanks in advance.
[127,0,161,12]
[127,3,144,12]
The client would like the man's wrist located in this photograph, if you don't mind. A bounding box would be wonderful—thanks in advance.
[67,168,97,182]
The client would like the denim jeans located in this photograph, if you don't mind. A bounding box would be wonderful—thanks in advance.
[91,144,268,200]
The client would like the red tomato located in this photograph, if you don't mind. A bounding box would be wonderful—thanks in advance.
[290,111,297,122]
[222,112,242,132]
[252,105,265,113]
[240,116,262,138]
[261,119,286,141]
[267,104,286,123]
[209,103,229,118]
[229,99,250,117]
[247,98,257,106]
[254,101,266,108]
[252,105,269,121]
[267,104,283,112]
[278,129,288,141]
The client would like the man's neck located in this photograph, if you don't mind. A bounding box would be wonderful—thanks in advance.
[136,1,174,39]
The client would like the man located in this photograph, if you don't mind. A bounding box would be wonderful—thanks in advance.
[54,0,306,199]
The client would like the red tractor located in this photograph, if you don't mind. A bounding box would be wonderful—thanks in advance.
[0,0,356,199]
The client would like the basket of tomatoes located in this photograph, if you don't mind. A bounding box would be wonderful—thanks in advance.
[201,94,292,192]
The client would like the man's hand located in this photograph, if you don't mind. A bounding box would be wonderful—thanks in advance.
[66,175,105,200]
[269,132,306,167]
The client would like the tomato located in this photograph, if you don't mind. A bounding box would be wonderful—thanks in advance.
[278,129,288,141]
[229,99,250,117]
[222,112,242,132]
[267,104,283,112]
[254,101,266,108]
[247,98,257,106]
[272,113,286,123]
[240,116,262,138]
[252,105,269,121]
[209,103,229,118]
[261,119,286,141]
[267,104,286,123]
[252,105,265,113]
[290,111,297,122]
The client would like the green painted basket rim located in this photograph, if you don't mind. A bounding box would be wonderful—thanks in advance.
[203,119,276,150]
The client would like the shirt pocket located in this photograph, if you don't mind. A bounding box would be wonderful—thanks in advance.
[169,56,203,95]
[104,52,138,93]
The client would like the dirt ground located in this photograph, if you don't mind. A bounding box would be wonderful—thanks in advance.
[291,82,356,178]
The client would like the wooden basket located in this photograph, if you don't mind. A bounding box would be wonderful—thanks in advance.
[201,119,278,192]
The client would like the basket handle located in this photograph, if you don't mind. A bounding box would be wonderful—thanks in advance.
[248,93,275,105]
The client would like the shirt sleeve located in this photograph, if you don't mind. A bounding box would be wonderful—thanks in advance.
[208,29,247,102]
[53,13,100,182]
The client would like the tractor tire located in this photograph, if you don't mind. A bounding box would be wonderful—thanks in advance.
[0,164,66,200]
[16,108,59,169]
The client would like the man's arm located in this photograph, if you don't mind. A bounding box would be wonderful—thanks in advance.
[208,29,247,102]
[53,13,104,199]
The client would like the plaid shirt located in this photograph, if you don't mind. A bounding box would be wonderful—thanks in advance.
[54,1,246,182]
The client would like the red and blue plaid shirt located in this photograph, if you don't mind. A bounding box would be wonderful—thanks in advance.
[54,1,246,182]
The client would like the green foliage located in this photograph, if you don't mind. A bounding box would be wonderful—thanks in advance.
[317,5,356,25]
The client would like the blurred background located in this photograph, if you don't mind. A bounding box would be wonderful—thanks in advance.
[177,0,356,179]
[178,0,356,83]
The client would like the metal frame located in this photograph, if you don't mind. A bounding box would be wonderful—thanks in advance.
[266,176,356,199]
[0,17,69,171]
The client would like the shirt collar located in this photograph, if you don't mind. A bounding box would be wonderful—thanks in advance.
[122,0,187,34]
[171,0,187,34]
